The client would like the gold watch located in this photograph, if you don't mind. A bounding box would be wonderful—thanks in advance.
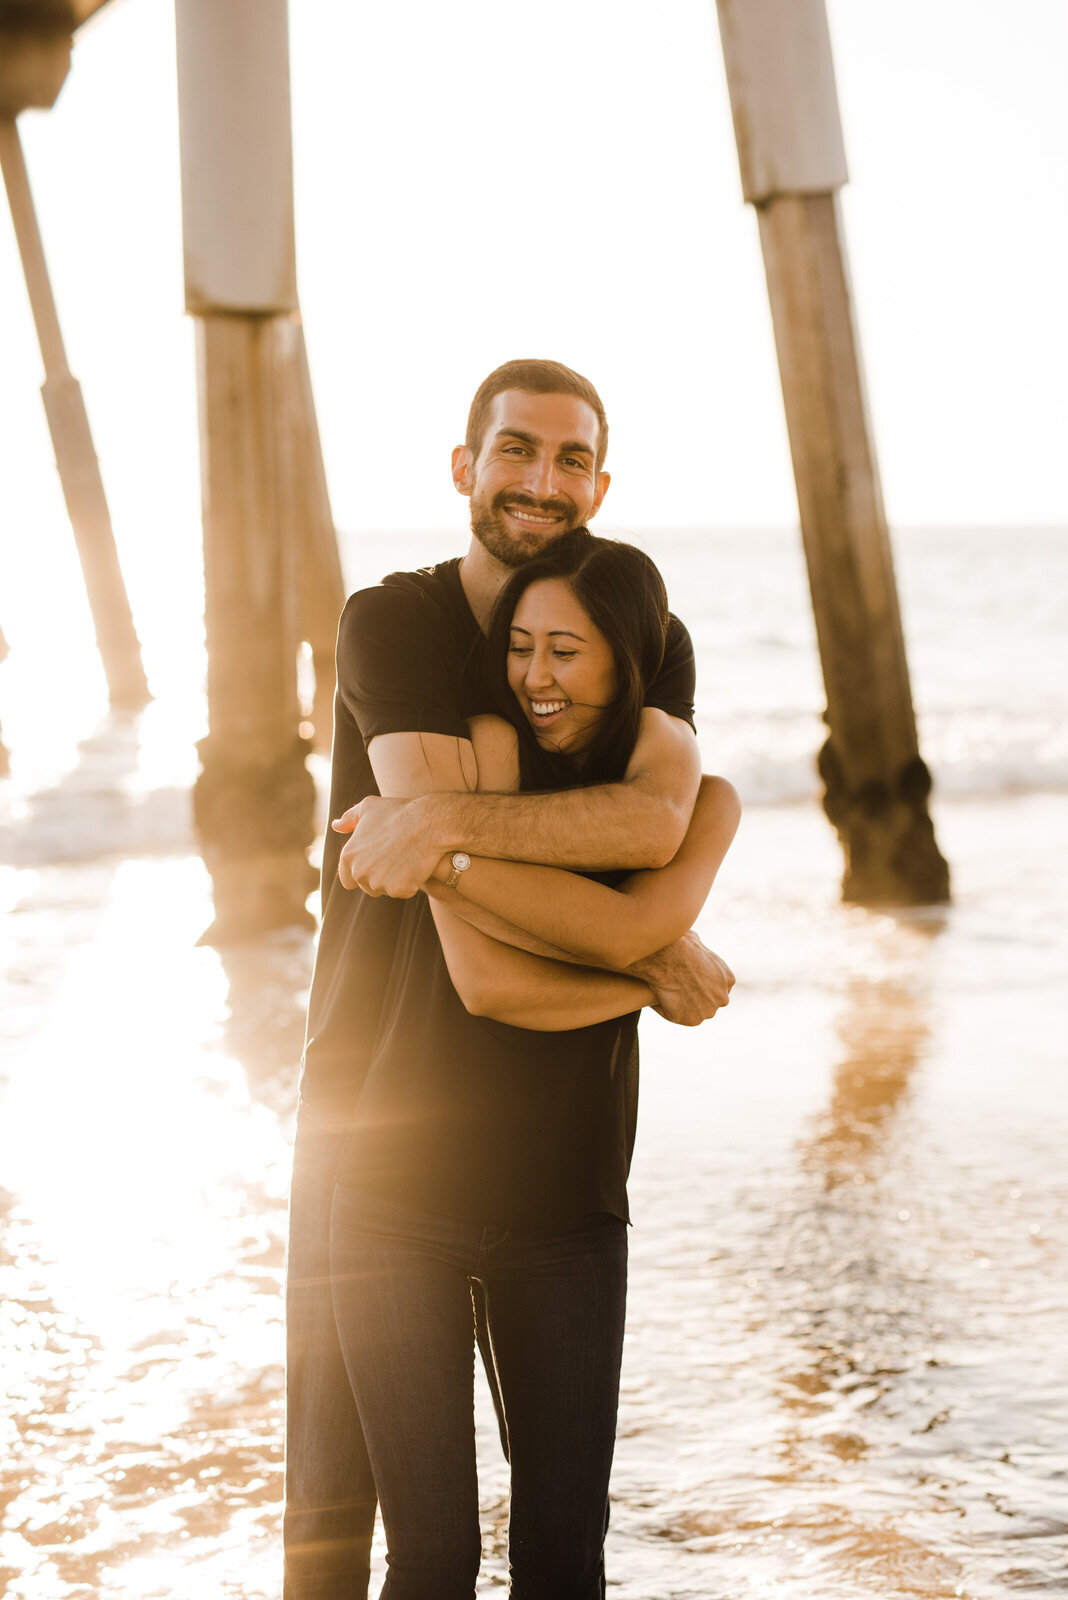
[444,851,471,889]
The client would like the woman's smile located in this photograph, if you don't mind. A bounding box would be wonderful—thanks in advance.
[528,696,571,726]
[507,578,618,754]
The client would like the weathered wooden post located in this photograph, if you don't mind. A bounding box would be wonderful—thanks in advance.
[176,0,330,940]
[715,0,949,904]
[0,9,150,711]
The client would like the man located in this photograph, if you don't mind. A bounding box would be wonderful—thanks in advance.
[284,359,734,1597]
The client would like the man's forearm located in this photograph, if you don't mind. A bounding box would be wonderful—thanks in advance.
[337,708,700,898]
[414,784,683,873]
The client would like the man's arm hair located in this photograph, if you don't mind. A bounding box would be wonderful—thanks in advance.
[361,728,663,1016]
[338,708,700,899]
[362,726,627,963]
[397,707,701,872]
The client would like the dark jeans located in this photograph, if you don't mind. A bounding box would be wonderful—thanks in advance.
[284,1103,378,1598]
[284,1104,508,1598]
[330,1185,628,1600]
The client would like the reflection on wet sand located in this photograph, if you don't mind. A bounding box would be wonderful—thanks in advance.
[767,973,971,1599]
[804,970,932,1182]
[609,820,1068,1600]
[214,934,314,1118]
[1,716,1067,1597]
[789,969,936,1377]
[0,713,294,1596]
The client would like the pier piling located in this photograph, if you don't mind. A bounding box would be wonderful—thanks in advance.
[0,113,150,711]
[716,0,950,904]
[177,0,343,939]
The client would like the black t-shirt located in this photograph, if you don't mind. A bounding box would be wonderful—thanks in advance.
[300,562,482,1117]
[301,557,696,1223]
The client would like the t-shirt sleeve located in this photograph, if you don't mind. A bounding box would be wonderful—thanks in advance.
[646,614,696,730]
[336,584,470,747]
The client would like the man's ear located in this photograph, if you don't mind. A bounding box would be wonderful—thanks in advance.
[586,470,611,521]
[452,445,473,497]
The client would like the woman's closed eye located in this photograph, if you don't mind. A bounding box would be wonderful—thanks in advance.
[508,644,577,661]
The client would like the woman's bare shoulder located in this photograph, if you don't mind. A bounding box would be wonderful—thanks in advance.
[467,715,520,792]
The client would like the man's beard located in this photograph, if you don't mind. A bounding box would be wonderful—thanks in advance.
[470,489,582,567]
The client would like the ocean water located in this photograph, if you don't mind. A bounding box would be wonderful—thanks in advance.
[0,525,1066,1597]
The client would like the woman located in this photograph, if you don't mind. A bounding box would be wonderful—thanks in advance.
[329,531,740,1598]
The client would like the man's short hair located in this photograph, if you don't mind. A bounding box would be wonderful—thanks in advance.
[465,359,609,472]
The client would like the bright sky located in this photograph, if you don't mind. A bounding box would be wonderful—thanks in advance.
[1,0,1066,579]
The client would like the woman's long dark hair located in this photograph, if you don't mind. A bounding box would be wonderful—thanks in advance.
[483,529,670,790]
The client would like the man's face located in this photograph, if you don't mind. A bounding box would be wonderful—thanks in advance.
[453,390,610,567]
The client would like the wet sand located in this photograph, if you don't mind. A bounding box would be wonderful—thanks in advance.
[2,728,1065,1598]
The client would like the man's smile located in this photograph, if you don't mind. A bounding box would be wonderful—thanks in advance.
[498,497,571,532]
[505,506,565,527]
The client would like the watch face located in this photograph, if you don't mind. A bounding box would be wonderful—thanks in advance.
[452,852,471,872]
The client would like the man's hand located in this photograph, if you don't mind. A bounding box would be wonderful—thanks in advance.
[629,930,735,1026]
[332,794,442,897]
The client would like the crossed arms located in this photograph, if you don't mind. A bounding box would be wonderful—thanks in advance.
[335,708,740,1031]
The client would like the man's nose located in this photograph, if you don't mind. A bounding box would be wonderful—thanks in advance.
[521,452,561,502]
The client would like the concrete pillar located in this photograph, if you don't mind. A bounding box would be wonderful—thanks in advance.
[716,0,949,904]
[176,0,341,939]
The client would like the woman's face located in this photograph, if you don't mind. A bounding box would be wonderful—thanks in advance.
[506,578,618,755]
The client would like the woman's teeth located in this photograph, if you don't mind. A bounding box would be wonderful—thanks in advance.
[531,700,568,717]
